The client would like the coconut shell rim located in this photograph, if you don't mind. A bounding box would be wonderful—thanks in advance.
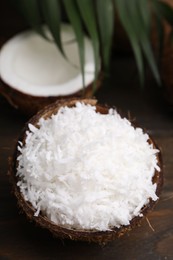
[0,72,103,116]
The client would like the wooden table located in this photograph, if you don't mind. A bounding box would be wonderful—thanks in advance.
[1,3,173,259]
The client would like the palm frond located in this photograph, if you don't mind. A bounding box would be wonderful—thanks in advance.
[63,0,85,86]
[96,0,114,71]
[115,0,145,84]
[11,0,173,88]
[14,0,48,39]
[153,0,173,26]
[40,0,66,58]
[137,0,160,84]
[76,0,100,90]
[115,0,161,84]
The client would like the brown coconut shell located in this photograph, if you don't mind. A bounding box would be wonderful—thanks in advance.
[0,73,103,117]
[8,98,163,244]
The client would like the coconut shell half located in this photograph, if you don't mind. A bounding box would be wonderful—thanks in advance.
[0,76,102,116]
[0,25,102,116]
[8,98,163,244]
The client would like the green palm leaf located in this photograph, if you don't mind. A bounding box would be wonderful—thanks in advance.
[96,0,114,71]
[153,0,173,26]
[40,0,65,57]
[76,0,100,90]
[11,0,173,88]
[115,0,160,84]
[152,0,173,53]
[15,0,48,39]
[115,0,144,84]
[151,1,164,62]
[63,0,85,86]
[137,0,160,84]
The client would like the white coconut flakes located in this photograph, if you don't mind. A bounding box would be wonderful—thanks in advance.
[17,102,160,231]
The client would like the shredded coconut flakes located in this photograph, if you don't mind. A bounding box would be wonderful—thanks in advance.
[17,102,160,231]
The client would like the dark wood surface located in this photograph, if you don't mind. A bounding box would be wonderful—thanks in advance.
[1,2,173,259]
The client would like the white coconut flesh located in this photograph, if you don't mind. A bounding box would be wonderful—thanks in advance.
[0,24,95,96]
[16,102,160,231]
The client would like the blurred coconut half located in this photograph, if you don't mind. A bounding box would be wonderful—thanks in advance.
[0,24,100,115]
[9,98,163,244]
